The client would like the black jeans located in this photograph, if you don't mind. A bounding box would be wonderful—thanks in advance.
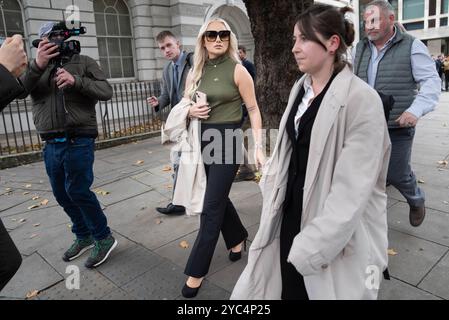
[0,218,22,292]
[184,123,248,278]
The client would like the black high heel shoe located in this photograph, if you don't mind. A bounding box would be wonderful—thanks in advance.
[229,239,247,262]
[181,281,202,298]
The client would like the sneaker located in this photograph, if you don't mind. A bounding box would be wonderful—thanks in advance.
[85,235,118,269]
[62,237,95,262]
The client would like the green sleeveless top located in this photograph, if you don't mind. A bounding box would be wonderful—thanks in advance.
[197,55,243,124]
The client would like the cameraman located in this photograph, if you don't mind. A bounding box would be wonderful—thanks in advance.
[0,34,26,292]
[19,21,117,269]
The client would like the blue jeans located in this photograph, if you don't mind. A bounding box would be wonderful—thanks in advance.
[43,137,111,241]
[387,127,425,207]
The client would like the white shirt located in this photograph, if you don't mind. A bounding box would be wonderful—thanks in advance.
[294,75,315,138]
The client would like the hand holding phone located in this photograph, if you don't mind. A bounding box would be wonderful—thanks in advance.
[189,91,210,119]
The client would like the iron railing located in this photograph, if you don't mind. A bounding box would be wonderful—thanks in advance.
[0,80,166,156]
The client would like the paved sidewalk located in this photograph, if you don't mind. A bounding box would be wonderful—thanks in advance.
[1,94,449,300]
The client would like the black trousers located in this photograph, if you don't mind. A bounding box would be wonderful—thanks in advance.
[280,193,309,300]
[0,218,22,292]
[184,123,248,278]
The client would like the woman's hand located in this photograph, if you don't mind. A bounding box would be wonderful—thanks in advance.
[254,148,266,171]
[188,102,210,120]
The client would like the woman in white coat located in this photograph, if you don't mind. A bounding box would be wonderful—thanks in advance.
[231,4,391,300]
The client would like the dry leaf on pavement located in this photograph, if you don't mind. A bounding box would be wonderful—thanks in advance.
[27,204,39,210]
[93,189,110,196]
[155,218,163,225]
[25,184,32,188]
[387,249,398,256]
[29,234,38,239]
[19,218,27,223]
[22,191,30,195]
[5,187,11,191]
[40,199,49,206]
[136,160,145,165]
[443,201,449,205]
[26,290,39,299]
[179,240,189,249]
[162,166,172,172]
[31,195,40,200]
[33,223,41,227]
[417,179,425,184]
[437,160,448,166]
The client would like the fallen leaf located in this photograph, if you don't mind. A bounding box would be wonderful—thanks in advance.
[11,218,17,222]
[29,233,38,239]
[443,201,449,205]
[19,218,27,223]
[31,195,40,200]
[39,180,44,184]
[387,249,398,256]
[25,184,32,188]
[437,160,448,166]
[26,290,39,299]
[179,240,189,249]
[417,179,425,184]
[22,191,30,195]
[27,204,39,210]
[40,199,49,206]
[162,166,172,172]
[147,151,153,154]
[93,189,110,196]
[33,223,41,227]
[135,160,144,165]
[155,218,163,225]
[165,185,173,189]
[5,187,11,191]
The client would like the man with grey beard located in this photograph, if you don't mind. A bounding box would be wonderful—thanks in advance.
[354,0,440,227]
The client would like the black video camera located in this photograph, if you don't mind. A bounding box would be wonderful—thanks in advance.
[32,21,86,60]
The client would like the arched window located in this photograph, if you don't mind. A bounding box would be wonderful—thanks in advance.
[94,0,134,79]
[0,0,26,38]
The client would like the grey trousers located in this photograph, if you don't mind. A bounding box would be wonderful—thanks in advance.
[387,127,425,207]
[171,150,181,199]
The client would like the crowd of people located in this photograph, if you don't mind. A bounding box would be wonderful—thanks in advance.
[0,0,442,300]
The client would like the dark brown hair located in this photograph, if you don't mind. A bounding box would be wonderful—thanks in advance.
[296,4,355,71]
[156,30,177,43]
[238,45,247,53]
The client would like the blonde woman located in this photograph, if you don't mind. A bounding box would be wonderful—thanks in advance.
[180,18,265,298]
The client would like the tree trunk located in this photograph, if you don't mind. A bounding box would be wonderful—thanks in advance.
[243,0,313,129]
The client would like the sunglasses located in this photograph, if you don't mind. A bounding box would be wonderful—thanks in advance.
[204,30,231,42]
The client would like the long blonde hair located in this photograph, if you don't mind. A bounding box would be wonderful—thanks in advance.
[187,18,240,98]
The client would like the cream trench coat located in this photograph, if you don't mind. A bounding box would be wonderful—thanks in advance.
[231,66,391,300]
[161,98,206,215]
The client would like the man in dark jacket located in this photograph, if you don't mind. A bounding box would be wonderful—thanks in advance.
[0,34,26,292]
[19,21,117,269]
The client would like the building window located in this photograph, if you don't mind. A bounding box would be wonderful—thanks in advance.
[403,21,425,30]
[403,0,425,20]
[442,0,449,14]
[94,0,134,79]
[0,0,25,38]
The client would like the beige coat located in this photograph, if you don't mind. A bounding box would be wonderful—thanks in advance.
[161,98,206,215]
[231,66,391,300]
